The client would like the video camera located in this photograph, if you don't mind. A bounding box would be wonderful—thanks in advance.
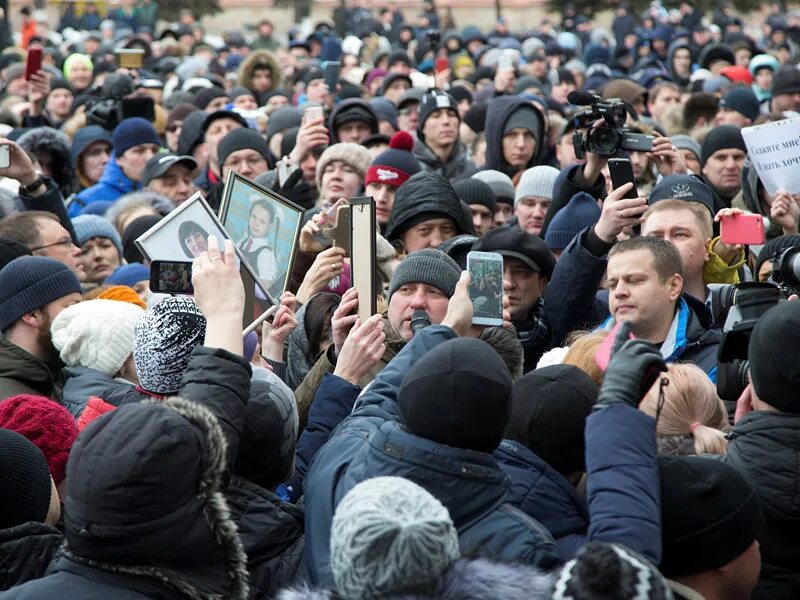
[771,247,800,297]
[567,91,654,158]
[85,73,155,132]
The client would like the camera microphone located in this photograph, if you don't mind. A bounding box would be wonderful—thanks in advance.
[567,91,599,106]
[411,310,431,337]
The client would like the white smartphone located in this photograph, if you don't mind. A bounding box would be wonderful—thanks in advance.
[276,156,299,186]
[0,145,10,169]
[467,251,504,327]
[498,50,513,71]
[303,105,324,124]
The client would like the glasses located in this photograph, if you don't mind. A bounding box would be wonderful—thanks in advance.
[224,155,268,169]
[30,237,74,252]
[399,106,418,116]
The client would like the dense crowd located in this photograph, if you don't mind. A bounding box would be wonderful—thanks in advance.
[0,1,799,598]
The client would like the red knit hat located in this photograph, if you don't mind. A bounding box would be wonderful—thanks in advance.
[365,130,421,189]
[0,395,78,484]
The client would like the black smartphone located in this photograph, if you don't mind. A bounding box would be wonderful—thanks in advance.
[607,157,639,199]
[323,61,340,91]
[149,260,194,295]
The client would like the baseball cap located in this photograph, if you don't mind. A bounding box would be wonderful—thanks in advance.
[141,152,198,186]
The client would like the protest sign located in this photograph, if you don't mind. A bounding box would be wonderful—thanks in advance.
[742,117,800,196]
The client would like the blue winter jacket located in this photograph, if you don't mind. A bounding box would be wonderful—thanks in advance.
[69,154,139,217]
[302,325,561,587]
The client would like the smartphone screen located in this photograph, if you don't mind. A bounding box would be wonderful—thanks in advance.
[304,105,324,124]
[607,157,639,199]
[467,251,504,326]
[323,61,340,91]
[150,261,194,294]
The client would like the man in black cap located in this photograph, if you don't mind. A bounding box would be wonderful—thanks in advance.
[141,152,198,205]
[387,50,413,75]
[379,72,412,105]
[770,66,800,112]
[217,127,271,181]
[701,125,747,207]
[328,98,379,144]
[199,110,248,190]
[473,227,556,371]
[453,178,496,236]
[715,87,760,127]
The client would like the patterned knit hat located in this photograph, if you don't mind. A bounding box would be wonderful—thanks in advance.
[365,131,421,189]
[330,476,460,600]
[51,299,144,378]
[72,214,123,258]
[133,296,206,394]
[315,142,373,192]
[0,429,53,529]
[0,394,79,485]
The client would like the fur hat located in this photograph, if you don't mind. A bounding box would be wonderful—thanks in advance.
[315,142,372,192]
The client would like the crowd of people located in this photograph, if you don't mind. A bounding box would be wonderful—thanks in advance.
[0,0,800,598]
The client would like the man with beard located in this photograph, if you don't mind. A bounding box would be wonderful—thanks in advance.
[0,256,82,399]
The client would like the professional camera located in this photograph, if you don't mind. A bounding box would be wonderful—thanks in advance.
[771,246,800,296]
[85,73,155,132]
[567,91,655,158]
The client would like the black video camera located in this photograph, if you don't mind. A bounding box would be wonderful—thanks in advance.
[771,246,800,296]
[568,91,654,158]
[84,73,156,132]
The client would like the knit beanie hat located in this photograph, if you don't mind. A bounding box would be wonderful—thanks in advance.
[544,192,601,252]
[113,117,161,157]
[0,395,79,485]
[454,177,497,213]
[754,234,800,278]
[700,125,747,168]
[177,110,209,156]
[502,105,542,142]
[749,53,779,78]
[315,142,373,191]
[506,364,597,475]
[51,299,143,378]
[194,86,229,110]
[769,65,800,97]
[0,256,82,332]
[388,248,462,299]
[516,165,561,206]
[98,285,147,310]
[671,134,701,163]
[658,455,763,577]
[265,107,303,143]
[418,89,459,142]
[473,170,515,206]
[330,476,460,600]
[72,214,123,258]
[132,296,206,395]
[719,86,760,121]
[105,262,150,287]
[399,337,512,453]
[330,99,379,143]
[552,542,673,600]
[0,428,53,529]
[217,127,270,169]
[365,131,421,188]
[0,238,31,270]
[166,103,198,130]
[748,301,800,413]
[71,124,113,169]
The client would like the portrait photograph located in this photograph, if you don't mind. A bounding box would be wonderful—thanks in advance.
[219,171,303,299]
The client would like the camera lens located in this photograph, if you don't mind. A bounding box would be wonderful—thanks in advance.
[589,127,619,155]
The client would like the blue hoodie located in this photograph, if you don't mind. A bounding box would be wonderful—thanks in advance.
[69,152,139,217]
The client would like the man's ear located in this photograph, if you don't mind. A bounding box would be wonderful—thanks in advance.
[538,275,548,295]
[18,310,41,328]
[668,273,683,301]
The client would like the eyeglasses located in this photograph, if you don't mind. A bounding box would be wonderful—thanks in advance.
[29,237,75,252]
[224,155,268,169]
[399,106,418,116]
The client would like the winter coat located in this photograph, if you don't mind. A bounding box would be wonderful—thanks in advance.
[483,96,548,178]
[60,366,133,417]
[279,558,555,600]
[227,475,306,599]
[724,411,800,599]
[238,51,282,105]
[513,298,552,373]
[18,177,77,243]
[413,136,477,183]
[666,40,692,88]
[0,522,62,591]
[732,159,789,241]
[303,325,561,588]
[71,154,139,217]
[327,99,378,144]
[0,336,62,401]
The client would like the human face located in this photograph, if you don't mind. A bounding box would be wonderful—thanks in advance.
[68,62,93,90]
[337,121,372,144]
[185,232,207,257]
[289,48,309,67]
[502,128,536,170]
[251,68,272,93]
[421,109,458,149]
[117,143,159,182]
[681,149,701,174]
[672,48,692,75]
[715,107,751,127]
[249,204,273,238]
[556,134,578,169]
[772,91,800,112]
[702,148,746,197]
[503,257,545,320]
[384,79,410,104]
[45,89,74,120]
[32,218,84,279]
[516,196,550,236]
[148,164,195,204]
[494,203,514,228]
[649,87,681,122]
[551,81,576,105]
[79,141,111,184]
[321,160,362,200]
[401,218,457,252]
[299,151,318,187]
[721,541,761,600]
[470,204,493,236]
[267,94,290,109]
[306,79,330,105]
[735,47,752,68]
[629,150,649,180]
[397,103,419,132]
[606,248,682,342]
[205,96,229,113]
[205,118,243,166]
[388,282,450,340]
[366,181,397,224]
[79,237,121,284]
[222,148,269,179]
[642,208,709,290]
[132,279,150,303]
[234,94,258,110]
[166,121,182,152]
[755,68,773,90]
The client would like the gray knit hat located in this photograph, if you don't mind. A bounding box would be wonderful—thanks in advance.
[671,134,701,163]
[473,170,515,205]
[330,476,460,600]
[72,214,123,257]
[515,165,561,206]
[388,249,462,299]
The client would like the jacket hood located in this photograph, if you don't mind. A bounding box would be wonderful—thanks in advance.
[63,396,249,600]
[238,50,282,94]
[60,365,128,417]
[667,40,692,85]
[97,152,137,195]
[484,95,548,175]
[0,336,58,397]
[0,521,62,590]
[18,126,76,195]
[413,136,478,182]
[328,98,379,144]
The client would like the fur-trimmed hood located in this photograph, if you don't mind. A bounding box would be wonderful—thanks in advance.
[278,558,555,600]
[61,396,249,600]
[238,50,282,96]
[17,126,77,196]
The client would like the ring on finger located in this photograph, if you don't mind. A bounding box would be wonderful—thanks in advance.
[617,210,624,218]
[210,255,222,262]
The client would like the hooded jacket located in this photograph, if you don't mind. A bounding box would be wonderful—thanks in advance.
[732,159,789,241]
[238,50,282,105]
[0,522,62,591]
[666,40,692,88]
[327,98,379,144]
[0,337,62,401]
[71,153,140,217]
[17,127,77,198]
[303,325,561,588]
[60,366,134,417]
[724,411,800,599]
[413,136,477,183]
[483,96,548,178]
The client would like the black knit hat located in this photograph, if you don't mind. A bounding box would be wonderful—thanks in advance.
[122,215,163,264]
[177,110,209,156]
[453,178,497,213]
[658,455,763,577]
[0,238,31,270]
[399,337,512,453]
[700,125,747,167]
[748,301,800,413]
[330,98,379,139]
[194,86,229,110]
[649,174,715,216]
[418,90,459,141]
[0,429,53,529]
[772,66,800,97]
[463,101,488,134]
[217,127,270,168]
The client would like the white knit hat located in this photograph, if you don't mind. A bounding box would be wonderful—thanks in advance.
[51,299,144,378]
[515,165,561,206]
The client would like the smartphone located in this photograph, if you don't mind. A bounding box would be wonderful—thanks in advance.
[276,156,299,187]
[350,196,377,324]
[720,213,765,246]
[116,48,144,69]
[303,105,324,124]
[498,51,513,71]
[435,55,449,73]
[149,260,194,295]
[467,251,504,326]
[594,321,634,371]
[25,46,42,81]
[323,61,340,91]
[0,145,10,169]
[607,157,639,199]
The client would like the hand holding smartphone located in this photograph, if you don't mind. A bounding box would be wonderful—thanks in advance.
[303,105,324,124]
[25,46,42,81]
[720,213,765,245]
[607,157,639,199]
[467,251,504,326]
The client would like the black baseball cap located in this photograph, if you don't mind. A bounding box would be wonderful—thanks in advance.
[473,226,556,278]
[141,152,198,186]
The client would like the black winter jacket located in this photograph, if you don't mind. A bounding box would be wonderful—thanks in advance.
[483,96,548,178]
[0,522,62,591]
